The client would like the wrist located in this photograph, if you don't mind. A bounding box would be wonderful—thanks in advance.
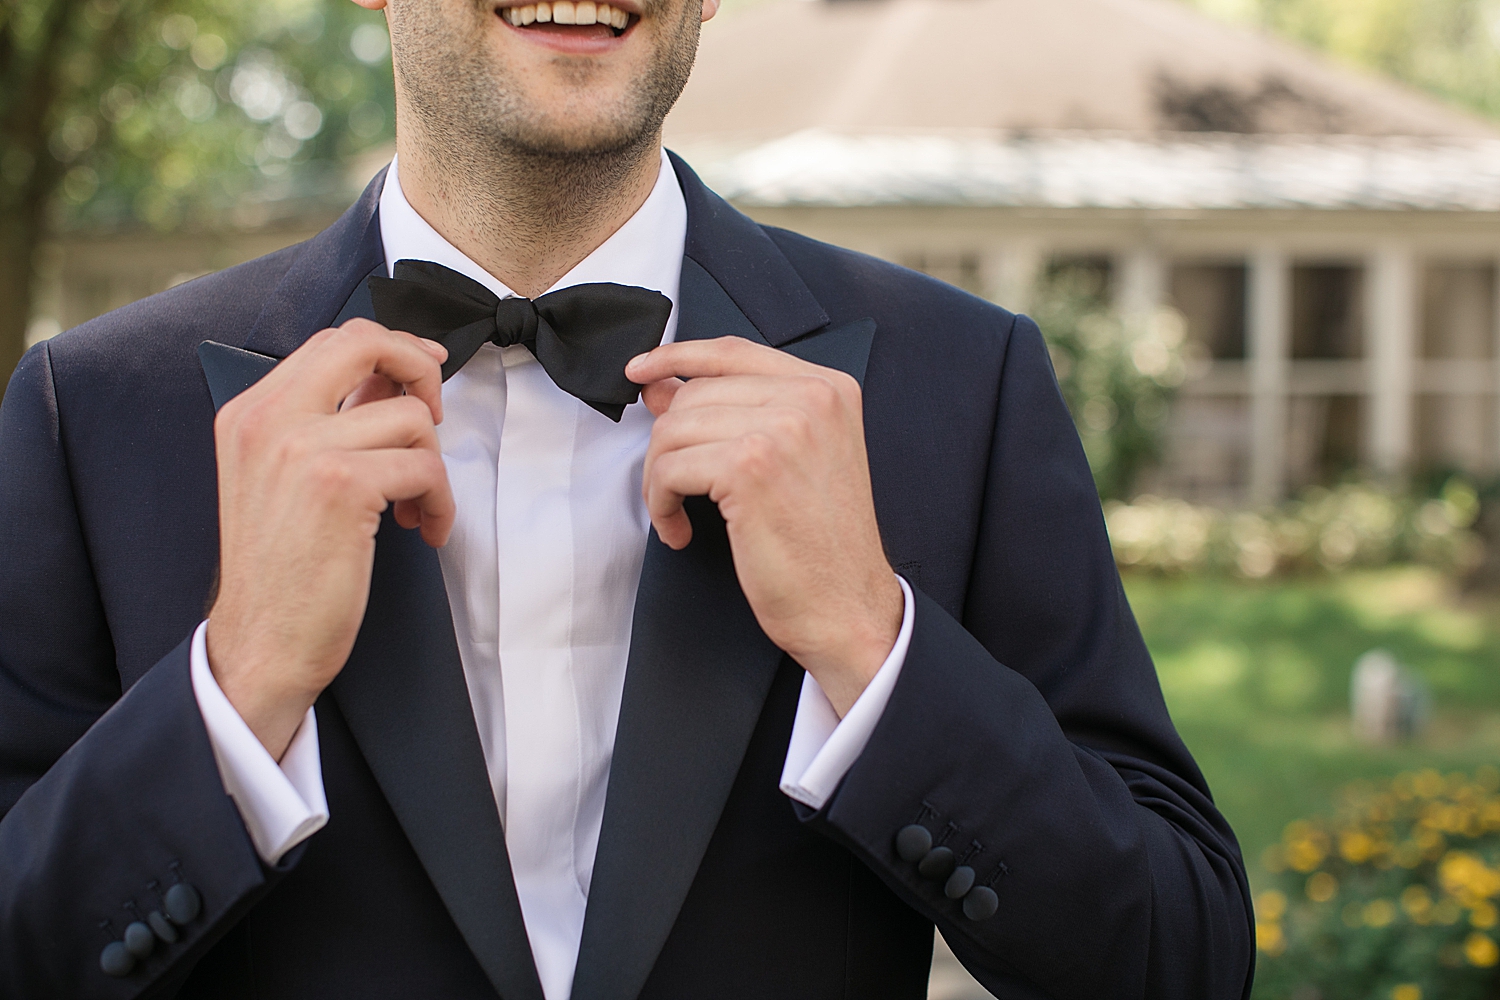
[205,622,319,761]
[798,572,904,717]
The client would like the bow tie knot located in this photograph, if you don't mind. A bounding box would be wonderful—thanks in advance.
[492,296,541,350]
[367,259,673,421]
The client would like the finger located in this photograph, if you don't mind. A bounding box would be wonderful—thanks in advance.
[640,377,684,417]
[644,404,802,495]
[344,447,456,547]
[321,394,440,453]
[341,373,404,411]
[626,336,818,384]
[644,439,750,550]
[275,319,447,423]
[657,372,840,413]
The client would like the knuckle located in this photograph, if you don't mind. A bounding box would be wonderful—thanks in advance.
[772,407,811,443]
[271,430,314,471]
[309,456,355,494]
[734,433,777,478]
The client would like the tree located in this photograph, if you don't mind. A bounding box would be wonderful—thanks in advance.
[0,0,393,394]
[1188,0,1500,122]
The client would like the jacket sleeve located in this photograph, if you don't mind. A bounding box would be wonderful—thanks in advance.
[802,315,1255,1000]
[0,343,289,999]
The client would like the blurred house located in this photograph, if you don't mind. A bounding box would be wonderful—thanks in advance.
[36,0,1500,505]
[664,0,1500,504]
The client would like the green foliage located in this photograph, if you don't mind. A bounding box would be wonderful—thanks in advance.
[1188,0,1500,123]
[3,0,395,233]
[1126,567,1500,868]
[1253,769,1500,1000]
[1107,479,1483,578]
[1031,265,1192,500]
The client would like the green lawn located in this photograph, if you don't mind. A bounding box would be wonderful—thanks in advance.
[1124,568,1500,885]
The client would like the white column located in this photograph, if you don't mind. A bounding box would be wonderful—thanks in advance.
[979,243,1043,314]
[1366,245,1418,478]
[1248,247,1290,505]
[1116,246,1167,328]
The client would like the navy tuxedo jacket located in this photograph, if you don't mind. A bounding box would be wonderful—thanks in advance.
[0,156,1253,1000]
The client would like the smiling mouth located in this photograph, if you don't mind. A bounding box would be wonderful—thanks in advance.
[499,1,637,37]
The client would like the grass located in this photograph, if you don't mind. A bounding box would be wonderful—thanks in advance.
[1124,567,1500,885]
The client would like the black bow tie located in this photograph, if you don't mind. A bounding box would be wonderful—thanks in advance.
[366,259,673,421]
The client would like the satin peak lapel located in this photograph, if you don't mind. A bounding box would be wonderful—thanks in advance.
[204,248,543,1000]
[331,512,544,1000]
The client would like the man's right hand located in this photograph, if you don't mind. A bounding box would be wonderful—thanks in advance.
[205,319,455,760]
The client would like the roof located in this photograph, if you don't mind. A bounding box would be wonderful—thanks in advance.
[666,0,1499,143]
[690,129,1500,211]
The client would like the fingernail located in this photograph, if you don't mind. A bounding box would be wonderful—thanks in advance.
[627,352,650,370]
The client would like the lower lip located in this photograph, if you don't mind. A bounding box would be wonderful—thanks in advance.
[499,14,634,54]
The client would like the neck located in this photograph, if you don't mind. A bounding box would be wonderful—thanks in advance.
[394,126,664,299]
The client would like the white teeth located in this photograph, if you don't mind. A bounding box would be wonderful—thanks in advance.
[504,1,627,29]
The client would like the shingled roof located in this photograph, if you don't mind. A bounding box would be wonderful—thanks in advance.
[666,0,1498,141]
[664,0,1500,211]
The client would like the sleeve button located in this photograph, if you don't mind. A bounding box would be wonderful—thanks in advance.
[917,845,956,881]
[100,941,135,977]
[165,883,202,925]
[944,865,975,899]
[895,824,932,863]
[963,885,999,921]
[148,910,179,944]
[123,921,155,958]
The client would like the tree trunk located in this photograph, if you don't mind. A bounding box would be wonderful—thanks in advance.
[0,210,37,399]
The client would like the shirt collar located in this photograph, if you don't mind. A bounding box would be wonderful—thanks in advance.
[376,149,687,318]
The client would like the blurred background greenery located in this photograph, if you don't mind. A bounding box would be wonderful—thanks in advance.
[1,0,393,385]
[7,0,1500,996]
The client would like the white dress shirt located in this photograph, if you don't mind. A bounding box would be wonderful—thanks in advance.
[189,149,913,1000]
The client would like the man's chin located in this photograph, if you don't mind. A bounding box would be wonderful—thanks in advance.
[497,113,658,160]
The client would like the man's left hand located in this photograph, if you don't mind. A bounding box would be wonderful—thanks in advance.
[627,337,903,716]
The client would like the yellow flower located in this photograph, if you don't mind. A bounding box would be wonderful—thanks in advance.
[1401,885,1433,921]
[1257,890,1287,921]
[1255,920,1285,956]
[1306,872,1338,903]
[1364,899,1397,928]
[1473,901,1498,930]
[1391,984,1421,1000]
[1339,830,1375,864]
[1282,821,1330,873]
[1464,932,1498,968]
[1439,852,1500,906]
[1414,770,1444,798]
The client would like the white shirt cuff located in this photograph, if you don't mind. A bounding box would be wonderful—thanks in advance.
[779,575,915,810]
[189,620,329,865]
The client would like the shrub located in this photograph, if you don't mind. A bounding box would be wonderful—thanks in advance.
[1105,480,1483,578]
[1255,768,1500,1000]
[1031,266,1193,501]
